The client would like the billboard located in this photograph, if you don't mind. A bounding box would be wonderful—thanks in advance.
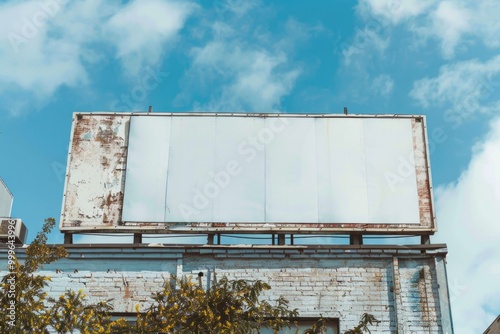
[60,113,435,234]
[0,178,13,218]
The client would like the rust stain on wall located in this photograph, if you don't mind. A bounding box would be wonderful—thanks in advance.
[412,118,434,229]
[419,271,429,328]
[123,284,132,299]
[61,114,130,231]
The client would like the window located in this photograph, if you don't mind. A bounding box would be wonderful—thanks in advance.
[260,318,339,334]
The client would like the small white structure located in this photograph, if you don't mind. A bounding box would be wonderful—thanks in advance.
[0,177,13,218]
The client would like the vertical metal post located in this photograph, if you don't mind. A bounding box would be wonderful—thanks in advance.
[350,234,363,245]
[290,234,294,245]
[133,233,142,244]
[272,234,275,245]
[278,234,285,245]
[64,233,73,244]
[217,233,221,245]
[421,235,430,253]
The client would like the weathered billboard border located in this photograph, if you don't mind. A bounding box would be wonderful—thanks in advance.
[60,113,436,235]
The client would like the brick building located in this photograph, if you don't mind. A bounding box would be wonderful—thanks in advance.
[1,113,455,333]
[485,315,500,334]
[5,243,453,333]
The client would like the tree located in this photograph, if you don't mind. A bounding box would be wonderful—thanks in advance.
[46,289,130,334]
[0,218,126,334]
[304,313,379,334]
[130,275,378,334]
[344,313,380,334]
[133,274,299,334]
[0,219,299,333]
[303,317,327,334]
[1,218,67,333]
[1,218,377,333]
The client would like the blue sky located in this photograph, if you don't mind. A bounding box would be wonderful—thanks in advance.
[0,0,499,332]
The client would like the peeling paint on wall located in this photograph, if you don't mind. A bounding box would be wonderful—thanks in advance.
[60,114,129,230]
[412,118,434,228]
[0,245,451,333]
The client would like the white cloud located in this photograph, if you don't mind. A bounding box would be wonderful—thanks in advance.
[410,56,500,124]
[429,1,471,58]
[0,1,89,104]
[179,7,303,112]
[0,0,195,115]
[357,0,436,25]
[341,28,389,66]
[214,0,257,17]
[337,42,393,104]
[106,0,196,76]
[343,0,436,65]
[434,117,500,334]
[191,42,299,111]
[371,74,394,97]
[358,0,500,58]
[474,0,500,49]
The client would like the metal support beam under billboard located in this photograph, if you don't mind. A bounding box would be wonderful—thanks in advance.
[64,233,73,244]
[350,234,363,245]
[133,233,142,244]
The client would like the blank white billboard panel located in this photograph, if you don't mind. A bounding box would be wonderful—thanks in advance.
[363,119,419,222]
[122,115,420,224]
[212,117,265,223]
[122,117,171,222]
[316,118,369,222]
[265,118,319,222]
[165,117,216,222]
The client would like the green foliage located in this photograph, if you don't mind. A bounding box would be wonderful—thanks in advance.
[344,313,380,334]
[0,218,125,334]
[303,316,327,334]
[304,313,379,334]
[47,289,129,334]
[133,274,299,333]
[0,218,67,333]
[1,218,377,334]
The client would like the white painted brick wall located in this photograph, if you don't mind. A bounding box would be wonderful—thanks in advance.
[0,246,452,333]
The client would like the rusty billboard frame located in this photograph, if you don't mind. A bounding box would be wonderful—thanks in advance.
[60,112,436,235]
